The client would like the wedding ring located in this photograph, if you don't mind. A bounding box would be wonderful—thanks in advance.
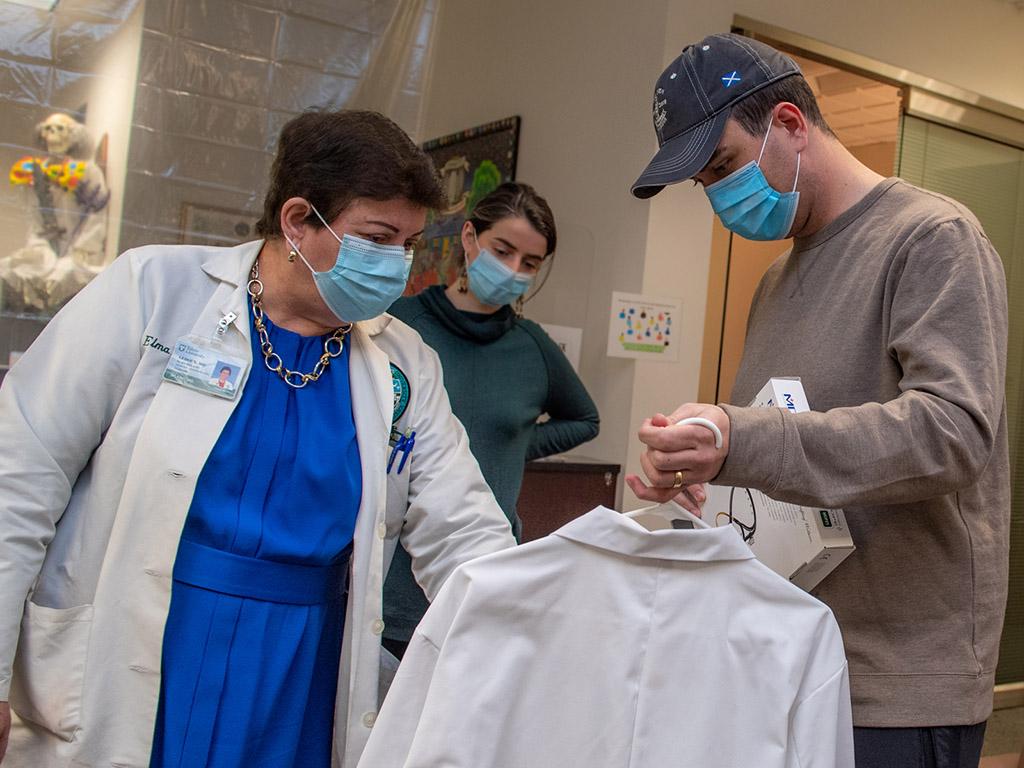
[672,471,685,489]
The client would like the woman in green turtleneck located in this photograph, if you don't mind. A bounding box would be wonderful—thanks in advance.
[382,182,599,658]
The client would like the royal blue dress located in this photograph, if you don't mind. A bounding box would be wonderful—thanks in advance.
[150,308,362,768]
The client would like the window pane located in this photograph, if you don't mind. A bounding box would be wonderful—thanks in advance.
[900,114,1024,685]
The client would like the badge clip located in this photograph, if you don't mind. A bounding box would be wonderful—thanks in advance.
[216,312,238,338]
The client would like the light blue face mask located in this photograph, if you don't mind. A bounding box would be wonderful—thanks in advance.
[704,121,801,241]
[287,205,413,323]
[467,237,534,308]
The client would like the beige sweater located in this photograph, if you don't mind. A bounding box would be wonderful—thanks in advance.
[717,178,1010,728]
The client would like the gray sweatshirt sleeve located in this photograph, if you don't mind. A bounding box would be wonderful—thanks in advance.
[715,218,1008,509]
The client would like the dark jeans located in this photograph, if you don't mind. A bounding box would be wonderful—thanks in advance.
[854,723,987,768]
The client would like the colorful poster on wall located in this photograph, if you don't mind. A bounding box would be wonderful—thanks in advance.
[606,291,681,362]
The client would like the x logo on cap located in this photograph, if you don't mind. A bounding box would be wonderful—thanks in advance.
[721,71,741,87]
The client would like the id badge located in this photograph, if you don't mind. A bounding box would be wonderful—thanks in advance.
[162,334,249,400]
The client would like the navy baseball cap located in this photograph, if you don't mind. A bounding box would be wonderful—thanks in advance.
[631,33,801,199]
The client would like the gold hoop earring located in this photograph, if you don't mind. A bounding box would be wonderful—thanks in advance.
[288,248,298,263]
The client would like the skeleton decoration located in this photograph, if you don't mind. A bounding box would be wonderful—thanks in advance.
[38,112,85,156]
[1,112,110,313]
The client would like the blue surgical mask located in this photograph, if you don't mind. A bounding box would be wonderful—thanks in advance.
[467,235,533,307]
[704,121,801,241]
[286,205,413,323]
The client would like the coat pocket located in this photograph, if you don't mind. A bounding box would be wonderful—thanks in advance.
[9,602,94,741]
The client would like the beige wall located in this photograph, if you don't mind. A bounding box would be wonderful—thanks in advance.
[88,2,144,258]
[119,0,434,252]
[741,1,1024,111]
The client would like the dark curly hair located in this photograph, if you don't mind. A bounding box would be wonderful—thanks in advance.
[256,109,444,237]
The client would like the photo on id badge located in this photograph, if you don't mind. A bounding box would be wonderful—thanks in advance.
[208,361,239,393]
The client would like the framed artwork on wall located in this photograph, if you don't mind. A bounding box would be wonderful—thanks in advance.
[180,203,260,248]
[406,116,520,295]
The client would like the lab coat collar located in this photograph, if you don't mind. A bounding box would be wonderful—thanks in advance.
[359,314,394,337]
[554,505,755,563]
[199,239,395,338]
[200,239,261,286]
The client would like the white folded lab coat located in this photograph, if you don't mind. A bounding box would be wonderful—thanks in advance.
[0,240,514,767]
[360,505,853,768]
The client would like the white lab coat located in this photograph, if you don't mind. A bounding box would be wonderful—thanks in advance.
[0,240,515,768]
[360,505,854,768]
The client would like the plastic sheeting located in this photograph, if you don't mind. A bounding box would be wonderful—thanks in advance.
[0,0,140,345]
[119,0,438,256]
[0,0,439,374]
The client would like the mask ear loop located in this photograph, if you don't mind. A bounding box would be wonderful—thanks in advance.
[459,225,481,294]
[757,120,802,193]
[756,120,774,166]
[467,225,483,262]
[308,203,344,244]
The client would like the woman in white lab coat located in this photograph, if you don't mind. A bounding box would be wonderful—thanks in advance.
[0,109,514,768]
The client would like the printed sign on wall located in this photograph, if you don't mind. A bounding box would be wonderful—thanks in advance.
[540,323,583,372]
[606,291,681,362]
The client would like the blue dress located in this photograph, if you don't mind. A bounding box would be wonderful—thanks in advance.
[150,308,362,768]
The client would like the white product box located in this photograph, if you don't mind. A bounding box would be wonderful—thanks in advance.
[705,378,855,591]
[748,376,809,412]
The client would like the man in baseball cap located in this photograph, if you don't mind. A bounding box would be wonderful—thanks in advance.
[631,33,800,198]
[629,32,1010,768]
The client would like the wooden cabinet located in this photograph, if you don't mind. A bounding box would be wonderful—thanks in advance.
[517,457,621,542]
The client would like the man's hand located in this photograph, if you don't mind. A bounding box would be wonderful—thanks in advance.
[1,700,10,764]
[674,483,708,517]
[626,403,731,504]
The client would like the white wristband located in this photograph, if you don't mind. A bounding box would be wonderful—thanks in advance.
[676,416,723,449]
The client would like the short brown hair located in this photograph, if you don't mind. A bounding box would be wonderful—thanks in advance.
[256,110,443,237]
[468,182,557,256]
[731,74,836,139]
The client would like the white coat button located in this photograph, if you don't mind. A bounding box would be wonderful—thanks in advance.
[371,618,385,635]
[362,711,377,728]
[377,522,387,539]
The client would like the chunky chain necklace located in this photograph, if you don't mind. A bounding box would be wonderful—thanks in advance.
[247,258,352,389]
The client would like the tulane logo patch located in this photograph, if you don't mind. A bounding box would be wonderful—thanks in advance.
[390,363,410,425]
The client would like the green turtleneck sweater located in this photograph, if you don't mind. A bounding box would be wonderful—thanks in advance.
[383,285,600,643]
